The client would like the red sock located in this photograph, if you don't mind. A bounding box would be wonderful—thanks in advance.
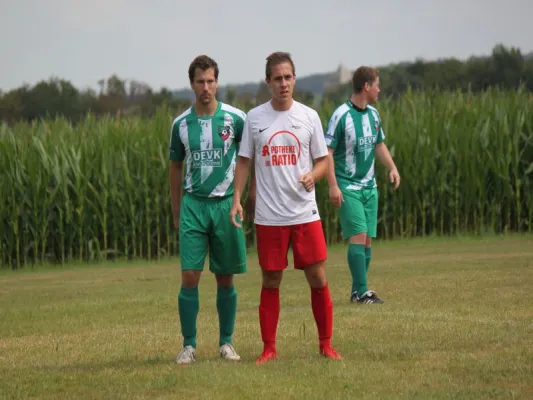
[311,283,333,350]
[259,286,280,352]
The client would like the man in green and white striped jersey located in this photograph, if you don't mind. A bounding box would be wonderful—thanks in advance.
[325,66,401,304]
[169,55,250,364]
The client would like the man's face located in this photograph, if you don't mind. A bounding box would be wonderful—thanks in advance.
[366,77,380,103]
[191,67,218,105]
[266,62,295,104]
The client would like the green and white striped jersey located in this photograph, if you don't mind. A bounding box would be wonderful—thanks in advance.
[169,102,246,198]
[325,101,385,190]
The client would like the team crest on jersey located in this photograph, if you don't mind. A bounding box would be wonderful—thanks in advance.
[217,125,232,141]
[374,120,380,132]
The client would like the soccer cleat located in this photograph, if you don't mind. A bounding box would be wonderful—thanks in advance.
[176,345,196,365]
[220,344,241,361]
[350,290,358,303]
[255,349,277,365]
[320,346,343,360]
[355,290,384,304]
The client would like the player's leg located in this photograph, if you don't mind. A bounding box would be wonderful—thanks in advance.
[255,224,290,364]
[209,196,247,361]
[338,190,369,302]
[365,237,372,273]
[292,221,342,360]
[359,187,384,304]
[176,194,209,365]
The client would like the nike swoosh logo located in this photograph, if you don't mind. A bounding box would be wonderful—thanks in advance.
[259,127,269,133]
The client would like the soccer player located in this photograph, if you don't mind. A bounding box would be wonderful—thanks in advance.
[325,66,400,304]
[230,52,343,364]
[169,55,249,365]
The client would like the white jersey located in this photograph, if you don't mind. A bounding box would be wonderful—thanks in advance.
[239,100,328,226]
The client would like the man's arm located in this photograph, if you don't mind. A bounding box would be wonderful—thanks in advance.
[375,142,400,190]
[169,160,183,231]
[245,160,256,217]
[326,147,343,208]
[230,156,251,228]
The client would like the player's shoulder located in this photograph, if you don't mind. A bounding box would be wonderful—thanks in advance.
[171,107,193,128]
[245,101,271,120]
[330,101,351,121]
[326,102,351,132]
[292,100,320,119]
[367,104,381,119]
[219,102,246,120]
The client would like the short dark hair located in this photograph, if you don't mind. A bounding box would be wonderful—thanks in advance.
[352,66,379,93]
[265,52,295,80]
[188,55,219,83]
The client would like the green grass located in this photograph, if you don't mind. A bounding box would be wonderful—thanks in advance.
[1,235,533,399]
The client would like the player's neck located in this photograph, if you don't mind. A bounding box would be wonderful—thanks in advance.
[270,97,293,112]
[194,99,218,117]
[350,94,368,110]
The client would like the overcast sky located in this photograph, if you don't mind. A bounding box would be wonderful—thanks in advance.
[1,0,532,92]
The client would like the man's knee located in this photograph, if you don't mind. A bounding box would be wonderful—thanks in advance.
[262,270,283,288]
[304,261,327,289]
[349,232,367,245]
[365,237,372,247]
[182,270,202,287]
[216,274,234,288]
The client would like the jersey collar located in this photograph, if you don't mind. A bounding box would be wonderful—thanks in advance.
[191,101,222,118]
[347,100,367,113]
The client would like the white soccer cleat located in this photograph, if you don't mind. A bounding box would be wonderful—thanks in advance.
[176,345,196,365]
[220,343,241,361]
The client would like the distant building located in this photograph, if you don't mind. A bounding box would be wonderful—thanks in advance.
[324,64,353,90]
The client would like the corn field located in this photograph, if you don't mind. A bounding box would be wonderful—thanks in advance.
[1,89,533,268]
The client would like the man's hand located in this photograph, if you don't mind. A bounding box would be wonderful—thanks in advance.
[329,185,344,208]
[299,173,315,192]
[230,202,244,228]
[389,168,401,191]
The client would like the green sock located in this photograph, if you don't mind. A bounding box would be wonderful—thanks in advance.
[217,286,237,346]
[178,286,199,348]
[365,247,372,273]
[348,244,367,295]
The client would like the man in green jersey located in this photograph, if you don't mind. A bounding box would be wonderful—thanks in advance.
[325,66,400,304]
[169,55,250,364]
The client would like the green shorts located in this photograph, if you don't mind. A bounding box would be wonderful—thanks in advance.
[179,193,247,275]
[338,188,378,240]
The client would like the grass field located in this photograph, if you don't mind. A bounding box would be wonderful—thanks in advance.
[1,235,532,399]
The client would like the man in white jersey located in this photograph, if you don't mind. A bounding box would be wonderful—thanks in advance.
[325,66,400,304]
[230,52,343,364]
[169,55,252,365]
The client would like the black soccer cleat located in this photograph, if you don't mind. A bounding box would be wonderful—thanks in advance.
[354,290,384,304]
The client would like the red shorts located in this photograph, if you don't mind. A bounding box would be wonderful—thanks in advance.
[256,220,328,271]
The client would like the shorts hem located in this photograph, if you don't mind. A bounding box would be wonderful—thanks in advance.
[294,256,327,270]
[180,265,204,271]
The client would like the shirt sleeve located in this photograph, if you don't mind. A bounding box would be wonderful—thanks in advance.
[310,111,329,160]
[324,111,344,150]
[169,119,185,161]
[237,115,254,159]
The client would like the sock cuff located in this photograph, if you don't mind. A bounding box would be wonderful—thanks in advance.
[311,282,330,294]
[261,286,280,293]
[365,247,372,256]
[180,286,199,296]
[348,243,366,254]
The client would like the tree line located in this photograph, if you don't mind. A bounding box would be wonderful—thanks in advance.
[1,44,532,125]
